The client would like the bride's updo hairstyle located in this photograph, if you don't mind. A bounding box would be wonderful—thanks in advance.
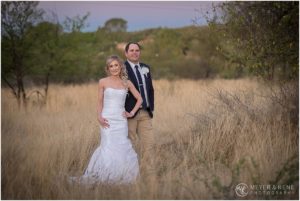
[105,55,128,83]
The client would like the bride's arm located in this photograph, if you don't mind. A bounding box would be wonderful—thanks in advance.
[126,80,143,118]
[97,79,109,128]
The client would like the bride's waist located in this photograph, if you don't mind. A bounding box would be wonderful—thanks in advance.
[102,107,125,114]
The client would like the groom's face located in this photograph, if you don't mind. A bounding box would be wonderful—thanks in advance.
[125,44,140,64]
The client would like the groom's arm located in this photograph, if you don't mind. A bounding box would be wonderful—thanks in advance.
[148,68,154,111]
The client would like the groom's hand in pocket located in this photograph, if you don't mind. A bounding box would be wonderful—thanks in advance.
[98,116,109,128]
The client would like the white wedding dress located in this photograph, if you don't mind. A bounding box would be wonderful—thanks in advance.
[71,88,139,185]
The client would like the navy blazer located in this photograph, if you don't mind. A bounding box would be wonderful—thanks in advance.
[125,61,154,118]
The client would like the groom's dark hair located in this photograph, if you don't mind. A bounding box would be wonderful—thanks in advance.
[125,42,142,52]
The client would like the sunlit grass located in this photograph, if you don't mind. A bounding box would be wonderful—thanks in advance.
[2,79,298,199]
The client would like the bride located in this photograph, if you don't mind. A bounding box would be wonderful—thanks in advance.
[71,55,142,184]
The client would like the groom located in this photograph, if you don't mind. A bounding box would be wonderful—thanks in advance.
[124,42,155,176]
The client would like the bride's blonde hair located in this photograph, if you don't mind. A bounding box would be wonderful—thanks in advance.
[105,55,128,85]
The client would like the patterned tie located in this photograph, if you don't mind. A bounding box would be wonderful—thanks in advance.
[134,65,147,109]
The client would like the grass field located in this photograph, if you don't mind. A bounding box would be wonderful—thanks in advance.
[1,79,298,199]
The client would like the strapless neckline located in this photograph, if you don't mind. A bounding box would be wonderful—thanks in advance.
[104,87,127,91]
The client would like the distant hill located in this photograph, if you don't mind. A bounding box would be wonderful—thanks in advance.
[3,23,236,84]
[50,25,227,82]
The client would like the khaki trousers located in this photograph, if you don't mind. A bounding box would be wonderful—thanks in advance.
[128,109,154,178]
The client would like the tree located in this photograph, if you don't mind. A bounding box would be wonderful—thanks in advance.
[206,1,299,80]
[26,19,64,102]
[104,18,127,32]
[63,12,90,32]
[1,1,44,108]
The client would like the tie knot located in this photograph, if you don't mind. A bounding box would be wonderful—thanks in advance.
[134,65,139,69]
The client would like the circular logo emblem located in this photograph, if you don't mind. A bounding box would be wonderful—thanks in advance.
[235,183,249,197]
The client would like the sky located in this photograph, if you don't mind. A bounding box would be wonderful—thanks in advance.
[38,1,218,32]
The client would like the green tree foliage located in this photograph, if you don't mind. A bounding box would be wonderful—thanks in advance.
[141,27,223,79]
[1,1,44,107]
[208,1,299,80]
[182,26,226,78]
[4,2,297,86]
[27,22,63,74]
[103,18,127,32]
[26,21,64,99]
[63,12,90,32]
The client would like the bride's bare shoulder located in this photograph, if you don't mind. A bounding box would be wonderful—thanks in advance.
[99,77,109,84]
[98,78,109,89]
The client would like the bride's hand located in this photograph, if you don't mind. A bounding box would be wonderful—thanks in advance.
[123,111,135,118]
[98,116,109,128]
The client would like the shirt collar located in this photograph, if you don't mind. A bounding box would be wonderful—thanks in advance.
[127,60,140,69]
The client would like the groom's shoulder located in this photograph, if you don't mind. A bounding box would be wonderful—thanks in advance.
[124,61,131,68]
[140,62,151,69]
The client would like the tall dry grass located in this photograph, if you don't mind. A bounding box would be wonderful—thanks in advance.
[1,79,298,199]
